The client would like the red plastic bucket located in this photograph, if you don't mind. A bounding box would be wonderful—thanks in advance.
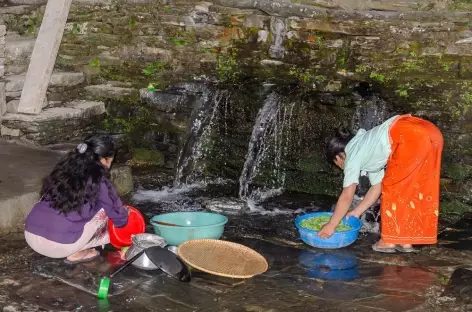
[108,205,145,249]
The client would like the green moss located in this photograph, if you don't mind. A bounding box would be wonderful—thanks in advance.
[130,148,165,166]
[369,72,386,83]
[440,200,472,216]
[355,64,369,73]
[336,43,349,70]
[5,8,44,35]
[448,0,472,10]
[297,158,326,173]
[88,58,100,68]
[142,61,168,76]
[220,15,233,27]
[56,56,73,67]
[217,49,240,81]
[395,84,410,97]
[71,23,81,35]
[289,67,311,83]
[170,27,197,46]
[458,92,472,116]
[199,47,214,53]
[171,38,186,46]
[128,18,137,28]
[443,164,472,182]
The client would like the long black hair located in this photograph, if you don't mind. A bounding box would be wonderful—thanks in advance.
[326,126,355,162]
[41,134,117,215]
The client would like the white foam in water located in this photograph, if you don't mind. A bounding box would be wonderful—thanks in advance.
[133,182,206,203]
[133,178,231,204]
[257,207,306,216]
[249,187,284,204]
[204,198,246,215]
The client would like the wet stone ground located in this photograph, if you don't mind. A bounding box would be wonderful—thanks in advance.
[1,178,472,311]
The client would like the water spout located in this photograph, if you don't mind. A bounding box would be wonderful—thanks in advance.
[269,17,286,59]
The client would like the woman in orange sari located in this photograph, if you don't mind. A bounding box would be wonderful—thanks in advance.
[318,115,443,253]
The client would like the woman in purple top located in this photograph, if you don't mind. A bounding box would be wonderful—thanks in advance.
[25,134,129,264]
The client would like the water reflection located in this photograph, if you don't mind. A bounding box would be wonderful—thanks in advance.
[299,249,359,281]
[98,299,110,312]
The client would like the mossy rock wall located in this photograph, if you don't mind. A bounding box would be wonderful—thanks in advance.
[3,0,471,211]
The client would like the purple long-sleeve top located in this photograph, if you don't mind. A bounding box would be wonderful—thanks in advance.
[25,178,129,244]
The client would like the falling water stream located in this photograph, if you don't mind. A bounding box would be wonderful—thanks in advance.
[238,92,295,204]
[173,84,228,186]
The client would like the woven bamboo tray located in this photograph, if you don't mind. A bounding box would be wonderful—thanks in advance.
[178,239,268,279]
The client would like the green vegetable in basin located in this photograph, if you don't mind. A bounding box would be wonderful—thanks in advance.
[300,215,352,232]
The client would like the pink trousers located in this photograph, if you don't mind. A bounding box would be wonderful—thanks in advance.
[25,209,110,258]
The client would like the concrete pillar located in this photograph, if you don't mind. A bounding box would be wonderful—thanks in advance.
[16,0,72,115]
[0,25,6,117]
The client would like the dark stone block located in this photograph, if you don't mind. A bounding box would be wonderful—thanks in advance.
[443,268,472,303]
[140,89,195,113]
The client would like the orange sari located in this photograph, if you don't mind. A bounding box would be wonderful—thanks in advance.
[381,115,443,245]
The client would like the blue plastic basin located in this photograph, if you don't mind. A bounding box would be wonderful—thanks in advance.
[294,212,362,249]
[150,212,228,246]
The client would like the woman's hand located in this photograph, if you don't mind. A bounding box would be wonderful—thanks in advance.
[346,209,361,219]
[318,223,336,239]
[348,184,382,218]
[319,184,357,239]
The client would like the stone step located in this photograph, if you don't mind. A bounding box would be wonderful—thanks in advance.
[5,35,36,65]
[84,84,139,101]
[0,100,106,145]
[0,5,38,17]
[5,71,85,98]
[7,1,48,5]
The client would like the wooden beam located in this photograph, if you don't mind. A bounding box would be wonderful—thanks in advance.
[17,0,72,115]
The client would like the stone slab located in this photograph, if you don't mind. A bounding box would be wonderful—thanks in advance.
[0,138,133,234]
[84,84,138,101]
[110,165,134,196]
[5,36,35,65]
[5,72,85,93]
[0,140,62,235]
[2,100,105,124]
[0,82,5,117]
[0,5,33,16]
[443,268,472,303]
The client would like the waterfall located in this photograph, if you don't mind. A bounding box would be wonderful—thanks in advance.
[173,84,228,186]
[238,92,295,203]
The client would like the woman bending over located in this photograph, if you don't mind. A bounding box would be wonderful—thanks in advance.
[318,115,443,253]
[25,134,129,264]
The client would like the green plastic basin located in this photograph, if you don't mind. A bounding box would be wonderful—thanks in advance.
[150,212,228,246]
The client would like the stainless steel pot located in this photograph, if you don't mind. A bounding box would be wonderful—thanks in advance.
[125,233,167,270]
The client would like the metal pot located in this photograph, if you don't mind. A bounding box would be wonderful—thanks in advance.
[125,233,167,270]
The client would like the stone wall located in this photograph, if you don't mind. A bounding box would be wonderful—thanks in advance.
[0,25,5,117]
[2,0,471,211]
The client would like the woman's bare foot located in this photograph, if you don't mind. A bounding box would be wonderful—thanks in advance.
[372,240,416,253]
[119,248,128,261]
[64,248,100,264]
[395,244,416,253]
[375,239,396,249]
[372,239,397,253]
